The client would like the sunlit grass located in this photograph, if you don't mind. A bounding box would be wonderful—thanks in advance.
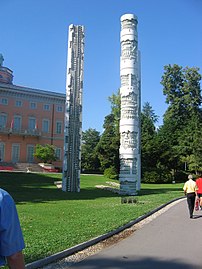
[0,172,183,264]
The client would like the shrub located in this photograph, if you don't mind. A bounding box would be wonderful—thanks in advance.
[142,171,159,183]
[34,144,57,163]
[104,167,118,180]
[142,170,172,183]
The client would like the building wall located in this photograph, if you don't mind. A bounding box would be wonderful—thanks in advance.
[0,82,65,169]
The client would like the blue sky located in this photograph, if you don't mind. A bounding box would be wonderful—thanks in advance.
[1,0,202,132]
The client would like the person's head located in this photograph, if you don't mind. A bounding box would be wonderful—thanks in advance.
[188,174,193,180]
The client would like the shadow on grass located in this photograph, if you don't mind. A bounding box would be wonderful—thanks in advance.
[0,172,118,203]
[139,187,182,196]
[0,172,182,204]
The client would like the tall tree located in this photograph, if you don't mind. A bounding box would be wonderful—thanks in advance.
[142,101,158,125]
[141,102,159,176]
[96,114,120,175]
[160,64,202,174]
[81,128,101,173]
[108,92,121,130]
[161,64,202,123]
[96,91,120,177]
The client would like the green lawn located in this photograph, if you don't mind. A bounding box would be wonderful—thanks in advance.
[0,172,184,265]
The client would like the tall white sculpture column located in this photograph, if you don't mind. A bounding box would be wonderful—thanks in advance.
[62,24,84,192]
[119,14,141,195]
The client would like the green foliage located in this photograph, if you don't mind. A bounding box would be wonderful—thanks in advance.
[96,92,120,177]
[142,101,159,124]
[108,90,121,130]
[160,64,202,175]
[142,170,172,183]
[104,166,118,180]
[34,144,57,163]
[81,128,101,173]
[142,171,159,183]
[96,114,120,175]
[80,65,201,184]
[140,65,202,180]
[157,119,182,171]
[141,102,159,176]
[161,64,202,122]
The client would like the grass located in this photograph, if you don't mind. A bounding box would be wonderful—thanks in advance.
[0,172,184,265]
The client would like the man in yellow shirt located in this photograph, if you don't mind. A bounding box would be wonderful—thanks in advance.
[183,174,198,218]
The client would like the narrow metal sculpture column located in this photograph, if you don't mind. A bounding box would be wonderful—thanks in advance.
[62,24,84,192]
[119,14,141,195]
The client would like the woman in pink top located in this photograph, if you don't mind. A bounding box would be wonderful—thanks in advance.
[196,176,202,210]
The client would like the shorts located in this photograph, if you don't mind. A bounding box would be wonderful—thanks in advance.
[198,193,202,198]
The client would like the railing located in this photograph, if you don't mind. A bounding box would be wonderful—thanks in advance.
[0,127,41,137]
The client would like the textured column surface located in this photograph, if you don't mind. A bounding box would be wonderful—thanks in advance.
[62,24,84,192]
[119,14,141,195]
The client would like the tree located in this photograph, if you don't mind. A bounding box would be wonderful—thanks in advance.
[142,101,158,125]
[161,64,202,123]
[96,91,120,178]
[81,128,101,173]
[160,64,202,175]
[34,144,57,163]
[178,114,202,173]
[108,92,121,130]
[96,114,120,176]
[140,102,168,182]
[141,102,159,173]
[157,119,181,172]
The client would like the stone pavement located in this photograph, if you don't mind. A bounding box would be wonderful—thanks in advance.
[52,198,202,269]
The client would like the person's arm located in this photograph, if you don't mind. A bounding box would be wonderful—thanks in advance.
[195,180,199,197]
[183,183,187,195]
[1,191,25,269]
[7,251,25,269]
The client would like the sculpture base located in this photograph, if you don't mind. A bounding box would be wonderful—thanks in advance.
[120,180,137,196]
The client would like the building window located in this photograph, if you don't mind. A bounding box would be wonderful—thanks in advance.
[56,121,62,134]
[42,119,49,133]
[0,142,5,162]
[27,145,34,163]
[30,102,37,109]
[14,115,22,131]
[0,113,7,128]
[16,100,22,107]
[43,104,50,111]
[1,98,8,105]
[12,144,20,163]
[55,148,61,160]
[57,105,63,112]
[28,117,36,131]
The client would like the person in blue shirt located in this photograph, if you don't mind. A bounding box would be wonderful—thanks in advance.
[0,188,25,269]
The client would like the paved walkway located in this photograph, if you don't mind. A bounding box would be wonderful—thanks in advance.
[68,199,202,269]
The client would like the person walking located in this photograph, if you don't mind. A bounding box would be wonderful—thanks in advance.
[0,188,25,269]
[196,175,202,210]
[183,174,198,218]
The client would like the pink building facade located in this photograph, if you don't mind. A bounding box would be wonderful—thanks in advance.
[0,63,65,170]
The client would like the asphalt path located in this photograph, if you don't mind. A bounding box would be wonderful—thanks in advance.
[70,199,202,269]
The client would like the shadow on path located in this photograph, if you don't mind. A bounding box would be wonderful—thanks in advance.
[69,257,199,269]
